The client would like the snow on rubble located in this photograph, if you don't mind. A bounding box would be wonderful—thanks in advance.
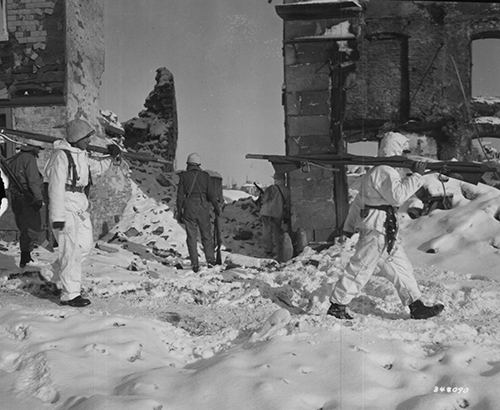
[1,163,500,409]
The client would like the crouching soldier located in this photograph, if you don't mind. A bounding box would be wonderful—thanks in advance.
[176,153,220,272]
[7,143,45,267]
[44,118,121,307]
[327,131,445,320]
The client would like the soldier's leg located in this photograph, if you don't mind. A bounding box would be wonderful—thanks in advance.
[270,217,282,257]
[57,211,84,301]
[25,206,42,250]
[184,216,199,268]
[12,197,30,253]
[378,242,422,306]
[330,230,385,305]
[198,208,215,264]
[78,210,94,260]
[261,216,273,254]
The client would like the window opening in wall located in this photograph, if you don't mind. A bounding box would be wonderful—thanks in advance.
[0,0,7,42]
[471,38,500,154]
[472,39,500,98]
[347,140,377,157]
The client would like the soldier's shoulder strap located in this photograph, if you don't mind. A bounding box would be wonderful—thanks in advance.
[62,150,78,189]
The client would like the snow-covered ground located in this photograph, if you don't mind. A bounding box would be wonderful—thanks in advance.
[223,189,256,203]
[1,165,500,409]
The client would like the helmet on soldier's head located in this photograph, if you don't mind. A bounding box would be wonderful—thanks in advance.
[378,132,410,157]
[187,153,201,165]
[66,118,95,144]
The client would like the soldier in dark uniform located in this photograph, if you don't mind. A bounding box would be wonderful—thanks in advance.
[7,144,44,268]
[176,153,220,272]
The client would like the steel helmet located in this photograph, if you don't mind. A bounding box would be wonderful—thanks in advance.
[378,132,410,157]
[187,152,201,165]
[66,118,95,144]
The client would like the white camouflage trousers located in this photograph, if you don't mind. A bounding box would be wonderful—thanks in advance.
[331,229,422,306]
[52,207,93,301]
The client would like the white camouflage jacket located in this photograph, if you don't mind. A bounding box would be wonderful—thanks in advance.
[343,132,424,235]
[44,139,111,222]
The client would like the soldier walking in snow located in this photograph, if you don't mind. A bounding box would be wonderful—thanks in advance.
[7,143,45,268]
[176,153,220,272]
[327,130,444,320]
[44,118,120,307]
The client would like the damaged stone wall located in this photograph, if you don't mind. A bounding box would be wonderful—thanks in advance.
[123,68,178,170]
[0,0,65,103]
[65,0,130,239]
[277,0,500,238]
[2,0,67,141]
[349,0,500,160]
[279,0,361,240]
[0,0,130,241]
[65,0,104,133]
[0,0,67,240]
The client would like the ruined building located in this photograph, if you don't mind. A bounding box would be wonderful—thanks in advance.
[0,0,130,239]
[123,67,178,170]
[275,0,500,242]
[0,0,103,141]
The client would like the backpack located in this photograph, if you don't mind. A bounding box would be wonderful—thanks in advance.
[0,155,34,202]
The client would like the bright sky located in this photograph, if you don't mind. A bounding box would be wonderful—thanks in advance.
[101,0,283,187]
[472,39,500,98]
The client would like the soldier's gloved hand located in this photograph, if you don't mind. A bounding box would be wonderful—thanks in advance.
[412,161,428,175]
[52,221,65,230]
[32,200,43,210]
[106,144,121,158]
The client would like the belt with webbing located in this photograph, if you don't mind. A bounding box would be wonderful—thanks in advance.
[65,184,85,193]
[365,204,398,254]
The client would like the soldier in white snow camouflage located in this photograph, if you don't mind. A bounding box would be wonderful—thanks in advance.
[328,130,445,320]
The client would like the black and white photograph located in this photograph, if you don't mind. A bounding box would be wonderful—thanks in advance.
[1,0,500,409]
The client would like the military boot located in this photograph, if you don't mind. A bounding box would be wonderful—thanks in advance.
[409,300,444,319]
[20,251,33,268]
[327,302,353,320]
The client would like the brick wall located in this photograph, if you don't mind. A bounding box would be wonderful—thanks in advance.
[0,0,130,241]
[282,11,355,239]
[1,0,64,103]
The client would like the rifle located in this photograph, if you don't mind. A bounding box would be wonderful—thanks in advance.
[246,153,499,185]
[0,128,173,166]
[253,182,264,196]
